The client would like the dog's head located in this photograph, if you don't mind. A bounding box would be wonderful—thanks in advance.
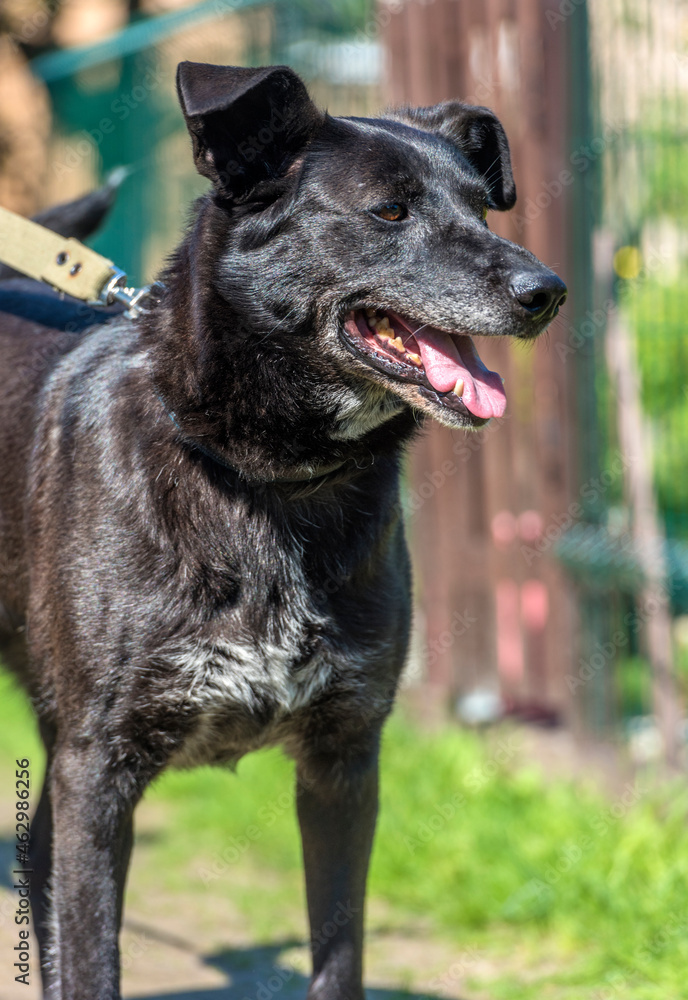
[176,62,566,434]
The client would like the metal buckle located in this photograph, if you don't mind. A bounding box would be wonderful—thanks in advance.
[95,267,158,318]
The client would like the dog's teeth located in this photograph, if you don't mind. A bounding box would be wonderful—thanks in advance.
[391,337,404,351]
[375,316,391,332]
[453,378,464,397]
[365,308,376,318]
[407,351,422,365]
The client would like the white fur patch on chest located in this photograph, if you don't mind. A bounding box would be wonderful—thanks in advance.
[166,536,339,723]
[164,629,338,767]
[178,636,333,715]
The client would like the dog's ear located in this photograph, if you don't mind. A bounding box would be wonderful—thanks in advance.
[393,101,516,210]
[176,62,323,200]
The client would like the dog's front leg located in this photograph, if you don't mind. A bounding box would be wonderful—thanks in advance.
[296,743,380,1000]
[48,744,136,1000]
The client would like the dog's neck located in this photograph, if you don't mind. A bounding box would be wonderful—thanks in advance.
[141,198,417,486]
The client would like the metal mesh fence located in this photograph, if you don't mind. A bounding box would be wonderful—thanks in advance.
[559,0,688,750]
[28,2,382,284]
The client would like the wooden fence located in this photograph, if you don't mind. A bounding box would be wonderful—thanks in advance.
[382,0,587,724]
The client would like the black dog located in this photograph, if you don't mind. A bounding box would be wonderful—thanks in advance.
[0,62,565,999]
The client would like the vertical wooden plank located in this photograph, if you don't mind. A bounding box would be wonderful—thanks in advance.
[382,0,409,104]
[444,0,470,97]
[380,0,579,718]
[433,0,453,101]
[404,1,433,104]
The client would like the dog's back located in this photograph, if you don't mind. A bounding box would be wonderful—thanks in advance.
[0,189,122,663]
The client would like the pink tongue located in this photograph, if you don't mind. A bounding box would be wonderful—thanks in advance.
[410,327,506,419]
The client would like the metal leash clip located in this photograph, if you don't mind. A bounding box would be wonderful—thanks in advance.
[96,267,163,318]
[0,204,164,319]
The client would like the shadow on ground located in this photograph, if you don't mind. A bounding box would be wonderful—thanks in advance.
[127,936,452,1000]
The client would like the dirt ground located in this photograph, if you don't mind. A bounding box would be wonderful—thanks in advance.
[0,726,617,999]
[0,790,479,1000]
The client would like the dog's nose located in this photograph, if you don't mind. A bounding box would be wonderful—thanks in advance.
[511,271,567,321]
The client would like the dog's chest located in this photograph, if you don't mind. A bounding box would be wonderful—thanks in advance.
[164,546,346,764]
[179,626,330,715]
[167,625,337,766]
[148,478,402,767]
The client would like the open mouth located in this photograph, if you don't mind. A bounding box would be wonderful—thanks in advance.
[342,309,507,424]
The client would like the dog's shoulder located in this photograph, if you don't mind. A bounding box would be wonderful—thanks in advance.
[0,280,126,409]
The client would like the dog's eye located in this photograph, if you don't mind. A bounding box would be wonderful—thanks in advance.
[374,204,407,222]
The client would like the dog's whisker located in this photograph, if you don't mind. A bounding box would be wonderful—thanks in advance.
[481,153,503,187]
[253,306,300,345]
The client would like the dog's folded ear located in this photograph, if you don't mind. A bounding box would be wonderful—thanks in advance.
[176,62,323,201]
[392,102,516,211]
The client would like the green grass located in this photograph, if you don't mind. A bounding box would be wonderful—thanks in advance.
[622,272,688,540]
[2,669,688,998]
